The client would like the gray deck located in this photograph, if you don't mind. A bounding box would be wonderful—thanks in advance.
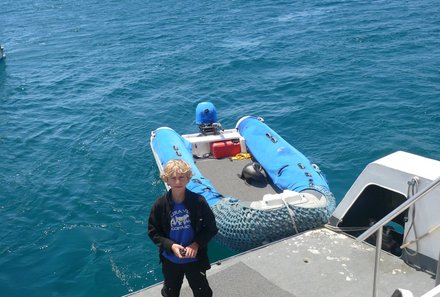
[195,158,280,202]
[124,228,435,297]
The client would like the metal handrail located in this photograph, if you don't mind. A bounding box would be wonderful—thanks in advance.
[355,175,440,297]
[357,175,440,242]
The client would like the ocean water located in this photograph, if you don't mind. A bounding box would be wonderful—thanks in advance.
[1,0,439,296]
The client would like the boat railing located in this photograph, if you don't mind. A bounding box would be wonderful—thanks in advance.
[356,175,440,297]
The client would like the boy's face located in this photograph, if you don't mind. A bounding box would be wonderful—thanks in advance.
[167,171,190,190]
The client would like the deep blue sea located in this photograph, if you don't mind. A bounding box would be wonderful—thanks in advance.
[1,0,439,296]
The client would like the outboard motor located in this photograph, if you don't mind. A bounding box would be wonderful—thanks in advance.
[195,102,223,135]
[241,162,268,186]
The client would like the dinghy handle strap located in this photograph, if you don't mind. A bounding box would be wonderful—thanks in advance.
[281,197,299,234]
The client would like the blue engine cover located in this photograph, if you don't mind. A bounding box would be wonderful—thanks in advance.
[195,102,218,125]
[151,127,222,206]
[237,116,329,193]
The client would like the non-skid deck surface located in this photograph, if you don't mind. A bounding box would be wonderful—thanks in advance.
[125,228,435,297]
[195,158,280,202]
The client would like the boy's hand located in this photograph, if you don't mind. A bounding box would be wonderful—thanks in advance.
[184,242,199,258]
[171,244,185,258]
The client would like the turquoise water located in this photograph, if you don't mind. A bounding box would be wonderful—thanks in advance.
[1,0,439,296]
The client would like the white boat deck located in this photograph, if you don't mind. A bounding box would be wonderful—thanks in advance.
[124,228,436,297]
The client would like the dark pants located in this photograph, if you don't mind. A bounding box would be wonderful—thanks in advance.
[161,257,213,297]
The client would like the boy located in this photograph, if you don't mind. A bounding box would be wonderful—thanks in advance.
[148,159,218,297]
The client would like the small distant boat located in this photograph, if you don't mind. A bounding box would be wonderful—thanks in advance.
[150,102,336,252]
[0,45,5,60]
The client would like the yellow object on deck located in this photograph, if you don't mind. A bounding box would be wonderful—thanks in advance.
[230,153,252,160]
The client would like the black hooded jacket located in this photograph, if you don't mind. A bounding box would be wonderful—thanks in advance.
[148,189,218,270]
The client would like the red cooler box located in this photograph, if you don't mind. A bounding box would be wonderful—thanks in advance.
[210,140,241,159]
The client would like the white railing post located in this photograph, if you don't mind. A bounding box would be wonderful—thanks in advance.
[373,227,383,297]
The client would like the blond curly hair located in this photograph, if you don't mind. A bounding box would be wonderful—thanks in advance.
[160,159,193,182]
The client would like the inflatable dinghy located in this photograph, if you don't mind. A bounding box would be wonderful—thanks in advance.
[150,102,336,251]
